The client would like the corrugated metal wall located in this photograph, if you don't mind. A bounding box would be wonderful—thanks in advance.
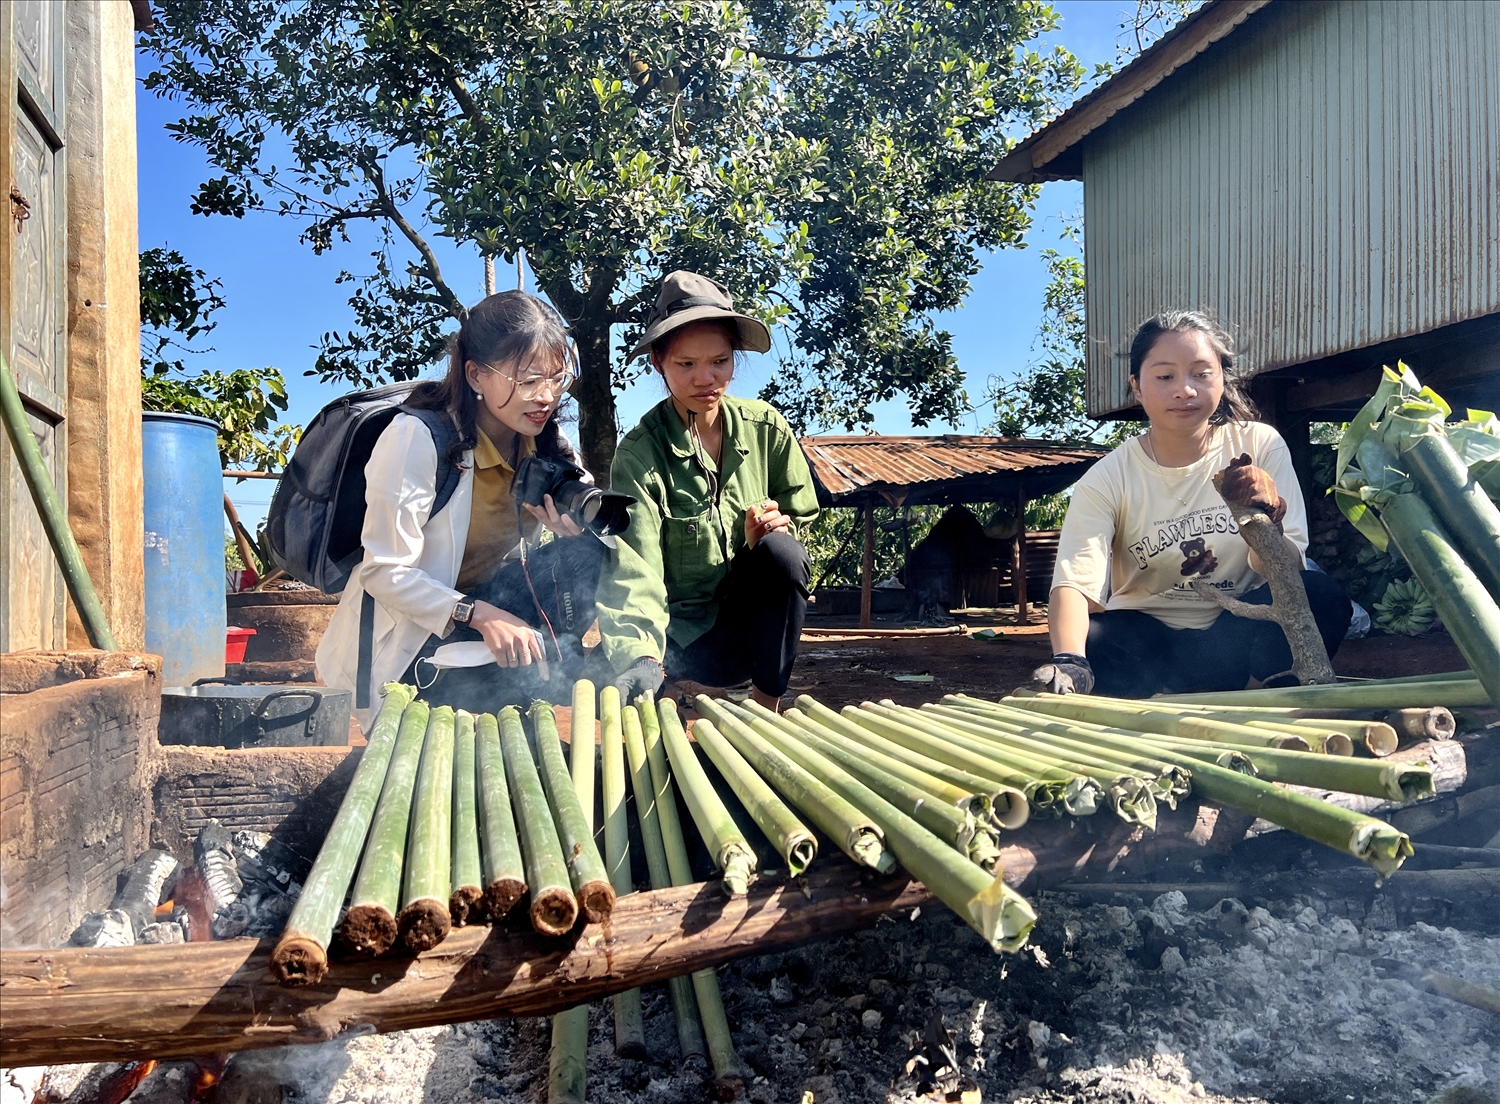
[1083,0,1500,416]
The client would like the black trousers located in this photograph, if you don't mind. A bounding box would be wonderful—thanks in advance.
[405,534,607,712]
[667,532,810,698]
[1086,570,1353,698]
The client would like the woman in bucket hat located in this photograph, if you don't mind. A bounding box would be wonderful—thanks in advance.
[594,271,820,710]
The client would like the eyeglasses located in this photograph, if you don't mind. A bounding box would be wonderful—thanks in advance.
[477,362,576,401]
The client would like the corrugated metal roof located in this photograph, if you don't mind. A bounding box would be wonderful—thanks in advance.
[799,435,1108,507]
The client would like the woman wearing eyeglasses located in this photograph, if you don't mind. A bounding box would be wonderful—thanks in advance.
[316,291,605,722]
[594,271,820,711]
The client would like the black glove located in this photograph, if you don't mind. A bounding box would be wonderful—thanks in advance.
[1032,653,1095,695]
[613,656,665,702]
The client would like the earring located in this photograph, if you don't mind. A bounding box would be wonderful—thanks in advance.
[474,391,483,400]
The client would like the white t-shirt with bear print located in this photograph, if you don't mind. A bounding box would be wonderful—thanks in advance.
[1051,420,1308,631]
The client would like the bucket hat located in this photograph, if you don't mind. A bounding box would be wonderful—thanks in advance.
[627,270,772,360]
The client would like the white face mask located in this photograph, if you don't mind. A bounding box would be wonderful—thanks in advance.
[415,634,550,689]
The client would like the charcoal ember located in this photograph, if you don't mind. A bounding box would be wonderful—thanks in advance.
[109,848,180,938]
[213,900,251,940]
[195,820,243,913]
[138,921,186,945]
[69,908,135,947]
[241,891,293,938]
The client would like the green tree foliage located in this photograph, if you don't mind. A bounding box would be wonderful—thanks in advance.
[140,0,1082,478]
[138,246,297,470]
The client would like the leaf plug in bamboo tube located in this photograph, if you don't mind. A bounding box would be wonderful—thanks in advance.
[691,716,818,876]
[400,705,456,952]
[449,710,485,925]
[476,712,527,919]
[498,706,577,937]
[339,697,431,956]
[659,699,758,896]
[272,683,415,985]
[532,701,615,925]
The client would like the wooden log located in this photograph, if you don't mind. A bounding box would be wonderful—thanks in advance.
[0,865,928,1068]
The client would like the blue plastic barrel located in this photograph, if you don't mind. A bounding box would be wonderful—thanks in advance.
[142,412,225,686]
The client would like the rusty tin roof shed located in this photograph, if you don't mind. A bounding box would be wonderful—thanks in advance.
[799,435,1107,509]
[988,0,1500,426]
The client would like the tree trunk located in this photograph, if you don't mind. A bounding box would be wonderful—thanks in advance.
[573,319,618,486]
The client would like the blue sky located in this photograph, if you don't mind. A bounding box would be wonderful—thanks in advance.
[131,3,1127,529]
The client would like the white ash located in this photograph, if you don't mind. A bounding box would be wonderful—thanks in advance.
[67,908,133,948]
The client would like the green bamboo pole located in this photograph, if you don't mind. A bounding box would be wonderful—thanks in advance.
[736,700,1002,870]
[272,683,415,985]
[340,698,430,955]
[711,699,1037,952]
[860,703,1161,829]
[995,693,1319,753]
[548,680,600,1104]
[691,717,818,876]
[532,701,615,924]
[0,352,116,650]
[659,700,758,895]
[621,704,705,1063]
[788,701,1032,827]
[794,696,1093,818]
[400,704,455,952]
[1065,691,1395,753]
[1154,677,1491,709]
[693,698,895,873]
[599,687,647,1059]
[449,710,484,925]
[498,706,577,936]
[783,707,1026,831]
[476,712,527,919]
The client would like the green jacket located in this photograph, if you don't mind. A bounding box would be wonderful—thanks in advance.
[596,395,820,669]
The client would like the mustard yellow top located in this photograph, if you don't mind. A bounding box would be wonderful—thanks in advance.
[456,427,536,592]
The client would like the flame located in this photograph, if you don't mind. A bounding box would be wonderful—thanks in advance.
[87,1058,157,1104]
[188,1055,229,1102]
[153,899,175,919]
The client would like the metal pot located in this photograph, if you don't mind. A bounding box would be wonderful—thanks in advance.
[158,681,352,749]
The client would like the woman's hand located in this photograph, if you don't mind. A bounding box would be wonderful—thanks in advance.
[745,499,791,547]
[523,493,585,538]
[470,600,551,679]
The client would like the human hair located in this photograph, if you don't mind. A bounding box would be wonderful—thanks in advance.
[406,291,577,463]
[649,318,745,370]
[1128,310,1259,425]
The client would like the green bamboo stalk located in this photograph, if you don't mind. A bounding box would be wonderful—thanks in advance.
[693,698,895,873]
[340,697,430,955]
[789,700,1034,826]
[736,700,1002,870]
[449,710,484,925]
[659,700,758,895]
[995,693,1319,753]
[599,687,647,1059]
[532,701,615,925]
[1230,718,1360,757]
[400,704,455,952]
[476,712,527,919]
[498,705,577,936]
[713,699,1037,952]
[862,703,1161,829]
[621,704,706,1063]
[549,680,600,1104]
[1153,678,1492,709]
[272,683,415,985]
[691,717,818,876]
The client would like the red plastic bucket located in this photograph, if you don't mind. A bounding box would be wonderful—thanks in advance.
[225,626,258,664]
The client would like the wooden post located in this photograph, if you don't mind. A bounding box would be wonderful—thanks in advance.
[860,506,875,629]
[1014,484,1030,626]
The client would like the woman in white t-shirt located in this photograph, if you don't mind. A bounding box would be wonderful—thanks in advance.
[1039,311,1351,697]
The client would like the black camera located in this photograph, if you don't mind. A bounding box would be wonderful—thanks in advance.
[513,455,634,534]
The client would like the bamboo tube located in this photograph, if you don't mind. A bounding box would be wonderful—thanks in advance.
[789,701,1032,827]
[659,700,758,896]
[339,698,430,956]
[996,693,1319,753]
[647,702,744,1092]
[1386,707,1456,742]
[621,704,706,1062]
[1154,678,1492,709]
[476,712,527,919]
[399,705,455,952]
[865,703,1162,829]
[735,700,1002,870]
[691,718,818,876]
[714,701,1037,952]
[599,687,646,1059]
[497,706,577,937]
[449,710,484,926]
[1226,719,1356,756]
[272,684,415,985]
[532,701,615,925]
[693,698,895,872]
[831,700,1106,819]
[549,681,599,1104]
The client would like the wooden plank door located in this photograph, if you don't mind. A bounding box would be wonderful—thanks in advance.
[1,0,69,651]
